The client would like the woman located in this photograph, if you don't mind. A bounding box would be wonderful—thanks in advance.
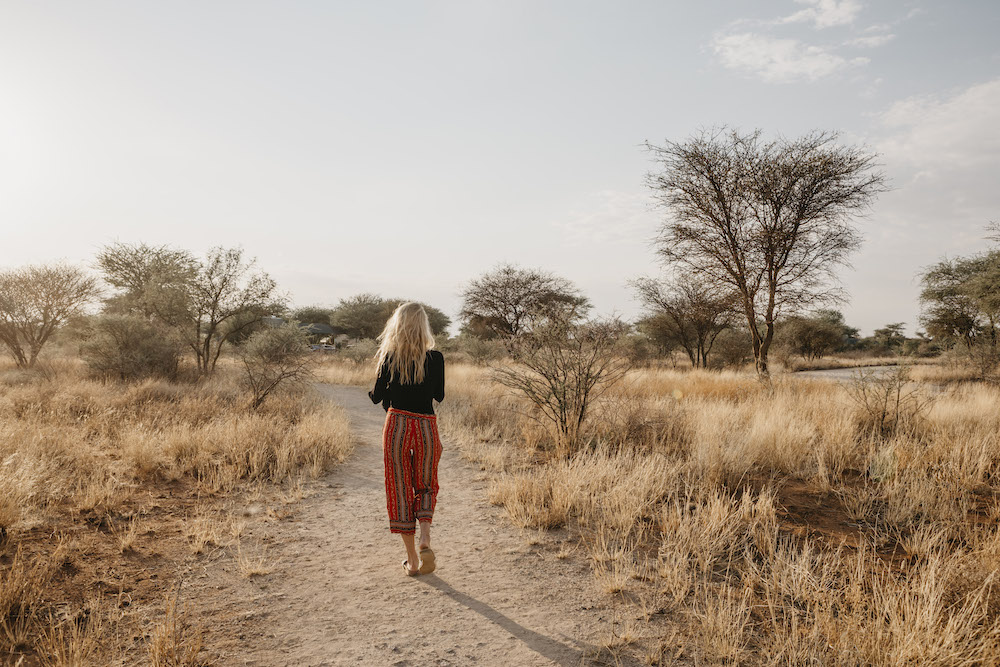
[368,302,445,576]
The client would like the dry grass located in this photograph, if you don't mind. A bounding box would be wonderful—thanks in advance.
[910,362,986,384]
[233,541,275,578]
[0,355,353,664]
[36,597,114,667]
[0,364,353,533]
[780,355,934,372]
[148,593,207,667]
[0,545,59,655]
[439,359,1000,664]
[313,356,372,386]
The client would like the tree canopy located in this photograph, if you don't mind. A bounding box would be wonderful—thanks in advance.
[0,262,102,368]
[96,242,282,374]
[631,275,736,367]
[777,310,856,360]
[919,250,1000,349]
[459,263,589,339]
[330,294,451,339]
[646,127,886,377]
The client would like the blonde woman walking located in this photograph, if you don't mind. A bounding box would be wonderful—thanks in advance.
[368,302,444,576]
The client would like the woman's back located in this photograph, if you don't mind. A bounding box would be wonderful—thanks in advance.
[370,349,445,415]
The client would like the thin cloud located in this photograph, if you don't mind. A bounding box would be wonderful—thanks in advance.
[779,0,864,29]
[553,190,659,246]
[872,78,1000,241]
[709,0,908,83]
[878,78,1000,170]
[847,33,895,48]
[711,31,868,83]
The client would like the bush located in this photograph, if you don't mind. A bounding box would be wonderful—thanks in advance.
[710,329,753,369]
[846,365,932,438]
[79,315,183,381]
[619,333,657,367]
[441,334,506,365]
[491,317,630,455]
[338,338,378,365]
[239,324,313,410]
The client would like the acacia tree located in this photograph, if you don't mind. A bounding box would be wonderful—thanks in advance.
[919,251,1000,350]
[96,243,282,375]
[189,247,281,374]
[0,263,102,367]
[778,310,855,360]
[873,323,907,352]
[646,127,886,377]
[630,275,735,367]
[95,242,198,321]
[635,313,681,359]
[330,293,387,339]
[330,294,450,339]
[292,306,335,327]
[460,263,589,339]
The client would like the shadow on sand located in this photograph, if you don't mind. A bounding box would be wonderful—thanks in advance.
[419,574,595,666]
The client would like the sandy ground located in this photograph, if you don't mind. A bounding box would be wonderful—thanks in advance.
[182,384,629,666]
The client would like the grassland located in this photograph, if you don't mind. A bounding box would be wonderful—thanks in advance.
[0,355,352,666]
[430,359,1000,665]
[6,346,997,665]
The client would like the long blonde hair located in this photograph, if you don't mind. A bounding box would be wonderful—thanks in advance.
[374,302,435,384]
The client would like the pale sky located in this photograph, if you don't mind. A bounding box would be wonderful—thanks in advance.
[2,1,998,335]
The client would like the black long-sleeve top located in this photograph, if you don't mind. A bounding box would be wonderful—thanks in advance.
[368,350,445,415]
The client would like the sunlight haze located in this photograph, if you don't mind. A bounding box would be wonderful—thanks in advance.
[2,1,998,335]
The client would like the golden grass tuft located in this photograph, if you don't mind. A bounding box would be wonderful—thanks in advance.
[148,593,207,667]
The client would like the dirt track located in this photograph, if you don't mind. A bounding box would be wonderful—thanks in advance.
[186,384,622,666]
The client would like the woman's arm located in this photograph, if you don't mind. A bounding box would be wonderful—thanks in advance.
[433,352,445,403]
[368,361,390,409]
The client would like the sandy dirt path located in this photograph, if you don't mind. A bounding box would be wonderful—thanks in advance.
[219,384,619,666]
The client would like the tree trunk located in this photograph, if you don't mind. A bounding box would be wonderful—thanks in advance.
[750,328,770,378]
[756,322,775,379]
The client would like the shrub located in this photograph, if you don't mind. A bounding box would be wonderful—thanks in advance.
[846,365,932,438]
[709,329,753,369]
[239,324,313,410]
[491,317,630,455]
[79,315,182,381]
[441,334,506,365]
[339,338,378,365]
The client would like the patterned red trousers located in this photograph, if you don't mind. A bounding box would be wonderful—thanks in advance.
[382,408,443,534]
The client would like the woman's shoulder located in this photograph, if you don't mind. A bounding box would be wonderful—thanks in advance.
[428,349,444,362]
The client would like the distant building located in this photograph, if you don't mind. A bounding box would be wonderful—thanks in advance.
[300,322,335,343]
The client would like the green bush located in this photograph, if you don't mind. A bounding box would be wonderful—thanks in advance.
[709,329,753,369]
[79,314,183,380]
